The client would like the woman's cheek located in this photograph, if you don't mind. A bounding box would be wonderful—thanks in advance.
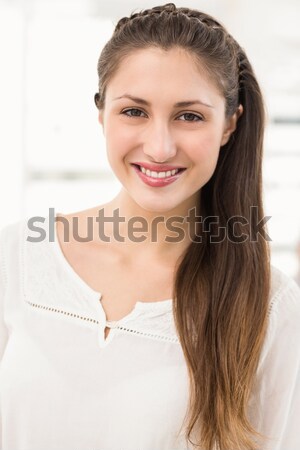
[106,128,131,163]
[189,134,220,160]
[110,124,139,154]
[193,137,222,174]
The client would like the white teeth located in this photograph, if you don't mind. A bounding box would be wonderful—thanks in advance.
[138,166,180,179]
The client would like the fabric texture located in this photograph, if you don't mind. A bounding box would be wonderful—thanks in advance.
[0,214,300,450]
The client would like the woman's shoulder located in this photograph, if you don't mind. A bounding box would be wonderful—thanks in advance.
[0,217,24,238]
[0,217,26,256]
[269,264,300,311]
[0,205,119,276]
[0,214,52,272]
[0,218,27,293]
[267,265,300,339]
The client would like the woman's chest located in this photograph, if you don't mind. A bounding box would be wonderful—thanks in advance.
[59,236,176,320]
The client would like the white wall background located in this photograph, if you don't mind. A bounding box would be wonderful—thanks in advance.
[0,0,299,280]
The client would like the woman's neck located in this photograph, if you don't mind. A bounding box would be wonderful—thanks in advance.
[91,188,201,260]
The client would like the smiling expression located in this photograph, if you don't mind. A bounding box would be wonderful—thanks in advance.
[98,46,240,215]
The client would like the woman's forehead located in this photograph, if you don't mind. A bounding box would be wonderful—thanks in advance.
[112,46,205,77]
[105,47,222,105]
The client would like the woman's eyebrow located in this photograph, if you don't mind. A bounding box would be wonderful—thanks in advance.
[113,94,214,109]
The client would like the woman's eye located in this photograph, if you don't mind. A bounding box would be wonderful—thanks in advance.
[120,109,203,122]
[121,108,147,118]
[177,112,203,122]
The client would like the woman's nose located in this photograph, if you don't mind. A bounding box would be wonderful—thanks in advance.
[142,122,177,162]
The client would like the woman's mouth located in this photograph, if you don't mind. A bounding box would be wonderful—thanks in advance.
[130,163,186,187]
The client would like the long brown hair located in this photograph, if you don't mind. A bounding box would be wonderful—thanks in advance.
[94,4,271,449]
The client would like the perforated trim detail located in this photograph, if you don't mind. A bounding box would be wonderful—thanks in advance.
[25,300,100,324]
[22,215,180,345]
[25,300,180,344]
[117,325,179,343]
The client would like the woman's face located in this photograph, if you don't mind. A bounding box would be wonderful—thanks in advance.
[98,46,241,214]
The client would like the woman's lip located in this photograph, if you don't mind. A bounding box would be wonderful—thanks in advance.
[131,162,186,171]
[131,164,185,187]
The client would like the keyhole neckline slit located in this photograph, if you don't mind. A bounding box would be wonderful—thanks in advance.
[51,212,173,322]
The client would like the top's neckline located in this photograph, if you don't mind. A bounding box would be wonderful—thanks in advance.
[49,212,173,310]
[51,212,102,299]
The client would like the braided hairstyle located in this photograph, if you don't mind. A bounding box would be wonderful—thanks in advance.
[95,4,271,450]
[95,3,248,116]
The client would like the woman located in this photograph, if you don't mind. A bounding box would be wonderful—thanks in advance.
[0,3,300,450]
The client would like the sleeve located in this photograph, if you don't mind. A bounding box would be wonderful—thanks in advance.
[0,226,8,362]
[253,272,300,450]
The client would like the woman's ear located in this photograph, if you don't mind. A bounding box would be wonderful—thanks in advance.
[221,104,243,146]
[94,93,105,130]
[94,92,100,108]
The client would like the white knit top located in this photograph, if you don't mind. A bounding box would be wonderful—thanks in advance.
[0,214,300,450]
